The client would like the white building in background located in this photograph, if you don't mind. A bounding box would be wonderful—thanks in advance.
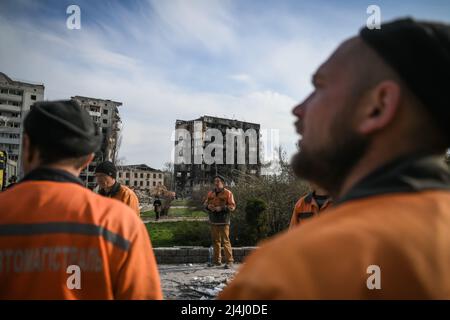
[117,164,164,192]
[71,96,122,189]
[0,72,45,176]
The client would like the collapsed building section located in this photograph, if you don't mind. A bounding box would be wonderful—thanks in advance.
[174,115,261,197]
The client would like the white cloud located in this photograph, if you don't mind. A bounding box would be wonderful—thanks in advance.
[0,1,347,169]
[149,0,236,54]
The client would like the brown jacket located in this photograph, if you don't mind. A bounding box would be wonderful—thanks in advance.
[220,155,450,299]
[0,168,162,299]
[100,183,140,216]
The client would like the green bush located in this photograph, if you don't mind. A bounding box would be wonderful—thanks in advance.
[244,198,269,244]
[187,185,212,211]
[229,156,309,246]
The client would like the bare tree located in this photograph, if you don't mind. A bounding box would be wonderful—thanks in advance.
[228,146,310,245]
[111,124,123,165]
[162,161,175,191]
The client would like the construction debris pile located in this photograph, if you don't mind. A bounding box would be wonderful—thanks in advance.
[159,263,238,300]
[135,184,176,213]
[134,189,153,211]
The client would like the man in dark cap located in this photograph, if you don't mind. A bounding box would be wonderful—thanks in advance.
[95,161,140,216]
[221,18,450,299]
[203,175,236,269]
[0,100,162,299]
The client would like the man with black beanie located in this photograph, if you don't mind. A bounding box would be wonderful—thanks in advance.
[0,100,162,299]
[221,18,450,299]
[95,161,140,216]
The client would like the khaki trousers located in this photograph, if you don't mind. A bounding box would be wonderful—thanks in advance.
[210,224,233,264]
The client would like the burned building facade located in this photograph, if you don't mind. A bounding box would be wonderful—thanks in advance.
[174,116,261,197]
[71,96,122,189]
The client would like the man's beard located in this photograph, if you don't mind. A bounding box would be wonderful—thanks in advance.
[292,120,369,197]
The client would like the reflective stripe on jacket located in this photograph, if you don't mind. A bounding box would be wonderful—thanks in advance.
[0,168,162,299]
[289,192,332,229]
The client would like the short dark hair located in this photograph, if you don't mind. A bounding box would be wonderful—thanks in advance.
[27,140,91,169]
[213,175,225,183]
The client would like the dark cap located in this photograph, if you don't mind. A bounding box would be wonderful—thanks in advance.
[360,18,450,142]
[24,100,102,157]
[95,161,117,178]
[213,175,226,183]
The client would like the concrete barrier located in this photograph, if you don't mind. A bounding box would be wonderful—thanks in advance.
[154,246,257,264]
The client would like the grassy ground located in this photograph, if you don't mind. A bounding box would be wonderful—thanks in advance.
[171,199,190,206]
[141,207,207,218]
[146,221,210,247]
[146,222,179,247]
[143,205,210,247]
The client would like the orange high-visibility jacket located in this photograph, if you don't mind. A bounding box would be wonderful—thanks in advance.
[0,168,162,299]
[220,155,450,299]
[204,188,236,225]
[100,183,140,216]
[289,192,332,229]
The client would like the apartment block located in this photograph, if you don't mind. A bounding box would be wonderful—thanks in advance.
[71,96,122,189]
[0,72,44,175]
[117,164,164,191]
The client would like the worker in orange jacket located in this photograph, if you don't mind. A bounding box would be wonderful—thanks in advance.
[204,175,236,269]
[95,161,140,216]
[289,183,332,229]
[0,100,162,299]
[220,18,450,299]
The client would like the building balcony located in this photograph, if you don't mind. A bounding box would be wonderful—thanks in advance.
[0,104,21,113]
[6,117,22,124]
[89,111,101,117]
[0,137,20,145]
[0,127,20,134]
[0,93,23,102]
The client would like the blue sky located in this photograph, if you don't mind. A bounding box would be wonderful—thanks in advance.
[1,0,449,169]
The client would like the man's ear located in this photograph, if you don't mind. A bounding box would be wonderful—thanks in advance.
[357,80,401,135]
[23,134,38,164]
[22,134,30,156]
[80,153,95,171]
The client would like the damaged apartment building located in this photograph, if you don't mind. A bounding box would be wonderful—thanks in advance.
[0,72,44,176]
[71,96,122,189]
[174,115,261,197]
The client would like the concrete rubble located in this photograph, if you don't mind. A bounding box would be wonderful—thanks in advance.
[158,263,239,300]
